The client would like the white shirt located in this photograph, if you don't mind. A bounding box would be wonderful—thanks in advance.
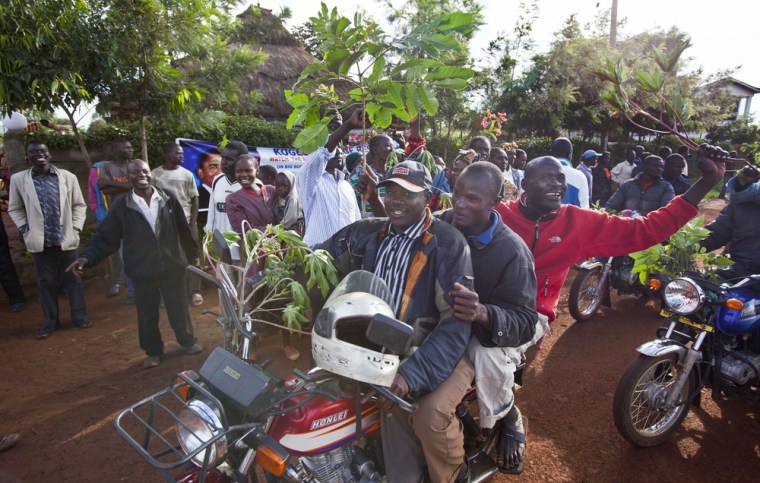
[611,161,635,185]
[296,147,362,246]
[562,165,590,208]
[131,189,161,234]
[205,174,241,234]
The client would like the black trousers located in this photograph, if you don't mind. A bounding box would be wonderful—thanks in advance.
[31,246,89,332]
[134,270,196,357]
[0,219,25,306]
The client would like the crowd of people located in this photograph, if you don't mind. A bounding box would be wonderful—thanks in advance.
[2,107,753,479]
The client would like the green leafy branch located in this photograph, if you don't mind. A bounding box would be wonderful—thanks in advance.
[630,215,733,284]
[285,2,477,154]
[596,36,697,149]
[202,224,338,332]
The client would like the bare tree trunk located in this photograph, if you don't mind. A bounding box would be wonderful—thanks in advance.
[610,0,618,48]
[61,104,92,168]
[139,114,149,162]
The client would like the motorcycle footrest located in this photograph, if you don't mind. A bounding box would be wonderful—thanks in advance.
[467,451,499,483]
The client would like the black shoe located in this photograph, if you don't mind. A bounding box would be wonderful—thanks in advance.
[36,330,53,340]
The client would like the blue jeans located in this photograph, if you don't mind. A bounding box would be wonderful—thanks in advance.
[31,246,89,333]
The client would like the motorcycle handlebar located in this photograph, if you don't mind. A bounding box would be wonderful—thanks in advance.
[186,265,255,340]
[371,384,418,412]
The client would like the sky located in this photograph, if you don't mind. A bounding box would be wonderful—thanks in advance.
[249,0,760,118]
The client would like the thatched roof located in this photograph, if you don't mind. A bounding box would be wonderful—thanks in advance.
[234,7,355,121]
[234,6,325,121]
[238,42,316,120]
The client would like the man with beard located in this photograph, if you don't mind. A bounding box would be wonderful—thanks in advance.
[67,160,202,368]
[495,146,725,324]
[606,155,675,215]
[206,141,248,235]
[8,141,91,339]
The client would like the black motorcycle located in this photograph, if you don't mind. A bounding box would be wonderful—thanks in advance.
[568,255,663,322]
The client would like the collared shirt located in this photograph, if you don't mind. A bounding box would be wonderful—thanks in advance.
[297,147,362,246]
[31,169,61,247]
[468,210,500,249]
[375,214,427,316]
[132,189,161,235]
[611,161,635,185]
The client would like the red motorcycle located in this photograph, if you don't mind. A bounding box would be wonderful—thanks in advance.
[114,269,501,482]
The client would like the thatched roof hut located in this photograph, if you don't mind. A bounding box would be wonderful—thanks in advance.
[234,7,322,121]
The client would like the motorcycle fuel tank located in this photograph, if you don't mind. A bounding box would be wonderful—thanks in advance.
[268,392,381,457]
[717,287,760,336]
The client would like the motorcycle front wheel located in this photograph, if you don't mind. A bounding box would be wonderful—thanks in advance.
[568,268,605,322]
[613,354,695,447]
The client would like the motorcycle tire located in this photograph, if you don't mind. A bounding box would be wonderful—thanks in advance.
[568,268,605,322]
[613,353,695,447]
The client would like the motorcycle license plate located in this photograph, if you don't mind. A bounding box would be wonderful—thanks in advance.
[659,309,713,333]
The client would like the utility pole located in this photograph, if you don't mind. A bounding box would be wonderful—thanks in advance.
[610,0,618,47]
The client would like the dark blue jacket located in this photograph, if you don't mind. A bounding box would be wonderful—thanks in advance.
[606,175,675,215]
[319,209,473,398]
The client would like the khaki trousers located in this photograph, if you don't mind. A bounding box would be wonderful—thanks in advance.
[381,356,475,483]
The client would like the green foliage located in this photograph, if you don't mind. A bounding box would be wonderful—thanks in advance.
[25,115,297,168]
[202,224,338,331]
[286,2,477,153]
[630,216,733,283]
[0,0,101,116]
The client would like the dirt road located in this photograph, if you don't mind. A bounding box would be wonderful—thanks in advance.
[1,199,757,481]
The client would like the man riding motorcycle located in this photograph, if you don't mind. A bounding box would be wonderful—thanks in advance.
[318,158,474,483]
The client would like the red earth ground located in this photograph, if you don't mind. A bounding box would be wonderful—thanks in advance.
[1,199,758,482]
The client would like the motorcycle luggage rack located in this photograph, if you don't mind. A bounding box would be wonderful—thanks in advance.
[114,371,235,481]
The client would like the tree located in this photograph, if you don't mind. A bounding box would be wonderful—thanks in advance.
[95,0,262,161]
[285,2,477,154]
[0,0,113,166]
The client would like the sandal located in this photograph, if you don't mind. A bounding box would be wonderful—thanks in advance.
[497,415,528,474]
[283,345,300,361]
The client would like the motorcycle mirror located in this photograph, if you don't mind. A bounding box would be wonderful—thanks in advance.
[212,229,233,265]
[366,314,413,355]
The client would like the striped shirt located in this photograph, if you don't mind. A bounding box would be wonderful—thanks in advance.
[297,147,362,246]
[374,215,427,316]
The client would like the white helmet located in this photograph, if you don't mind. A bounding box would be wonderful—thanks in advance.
[312,271,403,387]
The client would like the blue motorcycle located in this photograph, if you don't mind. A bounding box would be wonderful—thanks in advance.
[613,271,760,447]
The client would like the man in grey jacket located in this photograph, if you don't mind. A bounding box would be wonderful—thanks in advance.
[8,141,91,339]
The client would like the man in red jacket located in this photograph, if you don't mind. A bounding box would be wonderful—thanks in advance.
[495,146,725,322]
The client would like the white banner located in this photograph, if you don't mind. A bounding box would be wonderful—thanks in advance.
[257,147,308,173]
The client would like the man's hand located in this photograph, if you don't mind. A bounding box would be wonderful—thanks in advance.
[450,282,487,324]
[65,257,88,275]
[347,109,367,129]
[379,374,410,412]
[738,165,760,186]
[683,143,728,207]
[358,165,379,197]
[695,143,727,182]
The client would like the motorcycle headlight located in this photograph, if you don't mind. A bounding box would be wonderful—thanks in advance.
[175,399,228,467]
[663,278,704,315]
